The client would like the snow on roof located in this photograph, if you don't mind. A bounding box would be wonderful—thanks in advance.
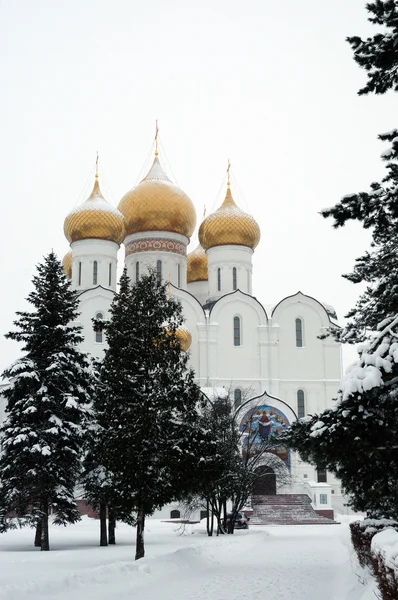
[200,387,228,401]
[320,302,338,320]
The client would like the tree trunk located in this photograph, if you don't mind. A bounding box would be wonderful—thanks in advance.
[108,505,116,545]
[209,507,214,537]
[135,508,145,560]
[100,502,108,546]
[41,499,50,551]
[206,500,211,536]
[34,521,42,547]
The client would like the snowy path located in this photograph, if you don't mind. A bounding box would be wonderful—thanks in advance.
[135,528,352,600]
[0,519,370,600]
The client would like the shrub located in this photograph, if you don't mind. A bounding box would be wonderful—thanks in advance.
[349,519,398,568]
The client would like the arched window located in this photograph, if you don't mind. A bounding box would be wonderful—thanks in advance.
[217,268,221,291]
[177,263,181,288]
[170,509,180,519]
[234,388,242,409]
[233,267,237,291]
[95,312,104,344]
[295,318,303,347]
[156,260,162,282]
[108,263,112,287]
[78,262,82,286]
[233,316,241,346]
[93,261,98,285]
[297,389,305,418]
[135,261,140,283]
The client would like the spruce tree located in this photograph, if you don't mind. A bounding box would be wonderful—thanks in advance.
[97,269,207,560]
[0,252,94,550]
[284,1,398,518]
[347,0,398,95]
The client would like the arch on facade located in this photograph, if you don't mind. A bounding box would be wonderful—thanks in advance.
[209,289,269,325]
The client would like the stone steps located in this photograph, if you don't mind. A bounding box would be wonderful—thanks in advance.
[251,494,336,525]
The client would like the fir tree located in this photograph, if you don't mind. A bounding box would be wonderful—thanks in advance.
[321,131,398,344]
[284,1,398,519]
[283,317,398,518]
[96,269,207,560]
[0,252,94,550]
[347,0,398,95]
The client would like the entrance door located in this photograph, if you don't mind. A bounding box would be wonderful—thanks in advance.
[253,466,276,495]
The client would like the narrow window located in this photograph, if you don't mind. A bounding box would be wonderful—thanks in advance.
[233,267,237,291]
[135,261,140,283]
[156,260,162,282]
[95,312,104,344]
[177,263,181,288]
[170,509,180,519]
[108,263,112,287]
[317,466,327,483]
[234,388,242,409]
[217,268,221,291]
[78,262,82,286]
[233,316,241,346]
[297,389,305,419]
[295,318,303,347]
[93,261,98,285]
[319,494,328,505]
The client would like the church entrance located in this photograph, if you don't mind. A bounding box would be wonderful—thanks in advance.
[253,466,276,495]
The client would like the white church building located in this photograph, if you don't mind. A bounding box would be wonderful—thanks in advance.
[1,139,345,520]
[61,140,345,519]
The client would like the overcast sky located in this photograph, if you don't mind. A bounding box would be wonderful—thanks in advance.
[0,0,395,375]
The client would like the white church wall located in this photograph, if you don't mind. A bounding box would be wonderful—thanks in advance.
[172,288,207,384]
[207,245,253,300]
[271,293,341,383]
[207,291,267,393]
[124,230,189,289]
[74,288,114,360]
[71,239,119,291]
[187,280,209,306]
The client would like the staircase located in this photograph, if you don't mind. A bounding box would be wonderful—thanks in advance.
[250,494,336,525]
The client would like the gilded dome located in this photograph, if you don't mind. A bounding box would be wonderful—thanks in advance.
[62,251,72,279]
[175,327,192,352]
[187,243,208,283]
[199,184,260,251]
[64,175,125,245]
[118,156,196,238]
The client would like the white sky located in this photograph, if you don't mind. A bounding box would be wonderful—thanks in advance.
[0,0,395,374]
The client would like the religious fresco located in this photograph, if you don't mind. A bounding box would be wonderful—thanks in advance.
[239,404,291,467]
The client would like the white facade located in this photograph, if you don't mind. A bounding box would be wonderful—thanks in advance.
[0,153,345,518]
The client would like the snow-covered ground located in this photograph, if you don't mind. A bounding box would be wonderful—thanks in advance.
[0,517,378,600]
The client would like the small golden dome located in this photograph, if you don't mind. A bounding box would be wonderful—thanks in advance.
[62,251,72,279]
[118,156,196,238]
[187,243,208,283]
[199,184,260,251]
[64,175,125,245]
[175,327,192,352]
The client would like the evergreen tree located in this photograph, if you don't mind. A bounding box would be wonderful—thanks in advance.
[321,130,398,343]
[284,1,398,519]
[0,252,94,550]
[96,269,208,560]
[347,0,398,95]
[283,317,398,518]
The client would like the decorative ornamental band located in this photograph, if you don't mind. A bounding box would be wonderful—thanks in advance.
[125,238,187,257]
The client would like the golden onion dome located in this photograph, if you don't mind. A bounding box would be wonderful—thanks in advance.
[199,184,260,251]
[187,243,208,283]
[64,174,125,245]
[62,251,72,279]
[118,156,196,238]
[175,327,192,352]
